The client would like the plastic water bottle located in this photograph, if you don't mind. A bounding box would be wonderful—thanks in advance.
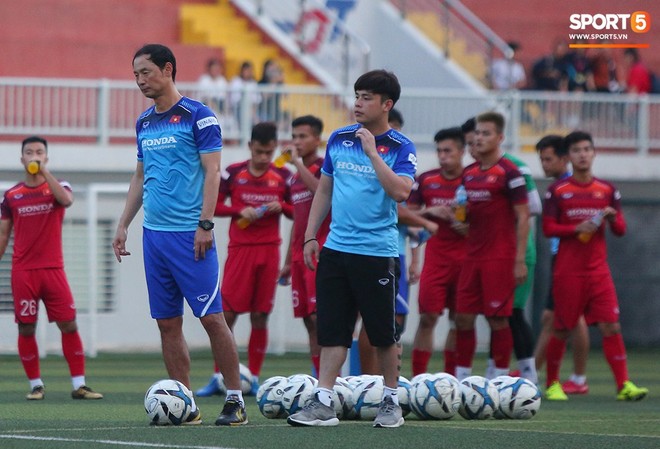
[236,205,268,229]
[454,185,468,222]
[273,150,292,168]
[409,229,431,249]
[577,210,605,243]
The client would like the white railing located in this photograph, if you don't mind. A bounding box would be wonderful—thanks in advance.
[1,77,659,154]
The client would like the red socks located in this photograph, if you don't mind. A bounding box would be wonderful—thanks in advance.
[411,349,432,377]
[18,334,40,380]
[248,328,268,377]
[490,327,513,370]
[545,335,567,387]
[455,329,476,368]
[603,333,628,390]
[61,331,85,377]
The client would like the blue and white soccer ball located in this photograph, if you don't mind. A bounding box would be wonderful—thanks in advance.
[411,373,461,420]
[495,376,541,419]
[351,375,384,420]
[458,375,500,420]
[281,374,318,416]
[238,363,254,395]
[144,379,195,425]
[397,375,412,417]
[332,377,354,419]
[256,376,288,419]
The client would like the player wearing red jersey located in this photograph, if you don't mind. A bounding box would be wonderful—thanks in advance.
[197,122,293,396]
[542,131,647,401]
[409,127,467,376]
[534,134,591,395]
[278,115,329,377]
[0,136,103,401]
[454,112,530,381]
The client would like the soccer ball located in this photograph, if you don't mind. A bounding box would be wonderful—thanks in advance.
[281,374,317,416]
[490,375,516,419]
[458,375,500,420]
[397,376,412,417]
[256,376,288,419]
[496,376,541,419]
[144,379,195,425]
[332,378,354,419]
[351,375,384,420]
[411,373,461,420]
[238,363,254,394]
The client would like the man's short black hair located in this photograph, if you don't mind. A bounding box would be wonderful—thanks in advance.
[251,122,278,144]
[21,135,48,154]
[354,70,401,105]
[564,130,593,151]
[536,134,566,157]
[434,127,465,148]
[461,117,476,134]
[388,108,404,128]
[133,44,177,82]
[291,115,323,136]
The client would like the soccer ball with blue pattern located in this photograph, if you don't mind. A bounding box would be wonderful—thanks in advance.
[256,376,288,419]
[144,379,195,425]
[495,376,541,419]
[411,373,461,420]
[458,375,500,420]
[281,374,317,416]
[351,375,384,420]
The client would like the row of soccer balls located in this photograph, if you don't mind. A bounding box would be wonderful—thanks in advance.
[257,373,541,421]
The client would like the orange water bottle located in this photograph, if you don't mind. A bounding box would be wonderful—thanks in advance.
[27,160,40,175]
[454,185,468,222]
[236,205,268,229]
[577,210,605,243]
[273,150,292,168]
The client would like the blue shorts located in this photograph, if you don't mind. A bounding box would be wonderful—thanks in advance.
[143,228,222,319]
[396,254,409,316]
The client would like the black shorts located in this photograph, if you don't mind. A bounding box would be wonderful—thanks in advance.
[316,247,400,348]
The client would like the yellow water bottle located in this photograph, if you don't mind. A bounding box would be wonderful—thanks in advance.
[454,185,468,222]
[273,150,292,168]
[236,205,268,229]
[27,160,40,175]
[577,210,605,243]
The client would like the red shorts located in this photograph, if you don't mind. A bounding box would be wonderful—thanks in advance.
[552,273,619,330]
[291,259,316,318]
[12,268,76,324]
[221,245,279,314]
[418,261,461,315]
[456,259,515,317]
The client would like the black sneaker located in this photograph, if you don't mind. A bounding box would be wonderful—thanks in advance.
[215,395,248,426]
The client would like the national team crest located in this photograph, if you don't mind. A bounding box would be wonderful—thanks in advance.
[169,115,181,124]
[377,145,390,154]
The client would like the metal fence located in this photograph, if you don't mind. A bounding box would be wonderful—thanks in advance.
[1,77,659,153]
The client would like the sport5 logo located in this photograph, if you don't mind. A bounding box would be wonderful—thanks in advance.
[569,12,650,33]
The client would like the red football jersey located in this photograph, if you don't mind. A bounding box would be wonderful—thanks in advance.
[408,168,466,262]
[462,157,528,260]
[1,181,71,270]
[543,176,625,275]
[290,157,331,262]
[216,161,292,247]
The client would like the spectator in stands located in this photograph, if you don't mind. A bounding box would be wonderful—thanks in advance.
[1,136,103,402]
[230,61,262,132]
[623,49,651,94]
[198,58,228,115]
[565,44,594,92]
[490,41,527,90]
[258,59,285,125]
[590,44,622,93]
[531,39,570,91]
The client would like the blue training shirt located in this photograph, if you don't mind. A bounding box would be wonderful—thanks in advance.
[321,124,417,257]
[136,96,222,231]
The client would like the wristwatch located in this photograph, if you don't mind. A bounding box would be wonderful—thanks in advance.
[198,220,214,231]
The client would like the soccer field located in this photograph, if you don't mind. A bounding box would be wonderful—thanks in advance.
[0,349,658,449]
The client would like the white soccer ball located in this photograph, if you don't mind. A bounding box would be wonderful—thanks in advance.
[281,374,318,416]
[351,375,384,420]
[256,376,288,419]
[238,363,254,395]
[411,373,461,420]
[144,379,195,426]
[496,376,542,419]
[397,376,412,417]
[458,375,500,420]
[332,378,354,419]
[490,375,516,419]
